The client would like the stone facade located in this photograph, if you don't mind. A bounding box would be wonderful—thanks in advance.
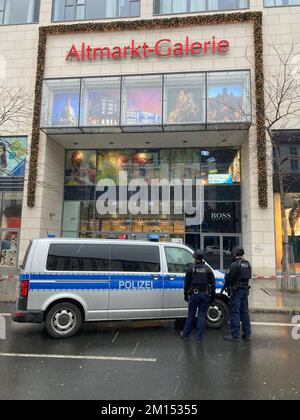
[0,0,300,276]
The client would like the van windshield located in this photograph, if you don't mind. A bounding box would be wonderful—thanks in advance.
[20,241,32,271]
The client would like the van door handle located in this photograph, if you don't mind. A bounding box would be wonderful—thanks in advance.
[168,275,177,281]
[151,275,160,280]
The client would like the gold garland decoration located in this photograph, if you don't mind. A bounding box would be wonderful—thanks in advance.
[27,11,268,208]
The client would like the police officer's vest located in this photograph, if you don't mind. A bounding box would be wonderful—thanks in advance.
[235,259,251,287]
[190,263,210,291]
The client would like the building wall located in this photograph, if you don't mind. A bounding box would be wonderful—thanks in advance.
[0,0,299,275]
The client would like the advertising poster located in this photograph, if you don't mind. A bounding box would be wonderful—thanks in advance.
[0,137,27,177]
[86,90,120,126]
[97,151,132,184]
[166,88,203,124]
[65,150,96,186]
[274,193,300,272]
[52,93,79,126]
[208,84,244,123]
[125,87,162,125]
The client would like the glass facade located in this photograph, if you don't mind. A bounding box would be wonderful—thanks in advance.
[62,147,241,269]
[0,0,40,25]
[41,71,251,134]
[264,0,300,6]
[153,0,249,15]
[52,0,140,22]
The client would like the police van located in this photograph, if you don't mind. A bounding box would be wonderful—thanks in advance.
[12,239,229,338]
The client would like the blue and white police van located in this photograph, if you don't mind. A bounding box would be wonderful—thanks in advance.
[12,239,229,338]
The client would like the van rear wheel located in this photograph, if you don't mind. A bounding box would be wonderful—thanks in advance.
[206,299,229,329]
[45,302,82,339]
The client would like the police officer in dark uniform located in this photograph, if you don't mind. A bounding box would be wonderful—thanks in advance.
[223,246,252,343]
[181,250,216,343]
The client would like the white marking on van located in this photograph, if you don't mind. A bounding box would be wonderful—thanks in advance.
[0,352,157,363]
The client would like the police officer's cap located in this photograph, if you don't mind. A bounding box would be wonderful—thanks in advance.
[194,250,205,261]
[233,246,245,257]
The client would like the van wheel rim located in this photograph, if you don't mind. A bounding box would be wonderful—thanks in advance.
[52,309,76,334]
[207,305,223,323]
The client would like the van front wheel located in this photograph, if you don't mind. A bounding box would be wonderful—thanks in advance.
[206,299,229,329]
[45,302,82,339]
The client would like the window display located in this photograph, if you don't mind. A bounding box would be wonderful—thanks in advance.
[121,75,163,127]
[41,79,80,129]
[275,193,300,272]
[0,137,27,178]
[81,78,121,130]
[97,150,132,184]
[207,71,251,125]
[164,73,205,128]
[65,150,96,186]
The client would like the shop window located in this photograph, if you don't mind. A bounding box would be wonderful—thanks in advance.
[97,150,133,185]
[40,79,81,133]
[65,150,97,186]
[80,78,121,134]
[201,149,241,185]
[163,73,205,131]
[264,0,300,6]
[0,192,23,230]
[0,0,40,25]
[207,71,251,130]
[121,75,163,132]
[62,201,95,235]
[52,0,140,22]
[132,150,169,183]
[153,0,249,15]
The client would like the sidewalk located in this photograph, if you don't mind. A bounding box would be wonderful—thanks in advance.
[249,279,300,315]
[0,277,300,313]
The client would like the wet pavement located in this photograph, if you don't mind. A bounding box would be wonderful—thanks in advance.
[0,304,299,400]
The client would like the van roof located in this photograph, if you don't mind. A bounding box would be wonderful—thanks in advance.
[33,238,190,247]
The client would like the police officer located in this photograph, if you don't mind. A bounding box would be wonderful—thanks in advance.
[223,246,252,343]
[181,250,216,343]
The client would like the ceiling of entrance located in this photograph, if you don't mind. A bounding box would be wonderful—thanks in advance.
[48,130,248,150]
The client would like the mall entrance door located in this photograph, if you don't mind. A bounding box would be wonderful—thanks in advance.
[202,235,241,271]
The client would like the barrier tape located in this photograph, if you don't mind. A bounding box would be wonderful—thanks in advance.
[0,275,18,281]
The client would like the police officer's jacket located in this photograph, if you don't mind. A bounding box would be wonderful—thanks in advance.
[184,262,216,300]
[224,258,252,290]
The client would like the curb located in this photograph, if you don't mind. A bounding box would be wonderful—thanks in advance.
[250,307,300,315]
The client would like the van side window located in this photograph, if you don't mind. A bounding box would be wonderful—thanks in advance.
[165,247,194,273]
[46,244,109,272]
[110,245,160,273]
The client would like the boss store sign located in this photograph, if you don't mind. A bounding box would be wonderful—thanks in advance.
[203,203,241,234]
[66,36,230,62]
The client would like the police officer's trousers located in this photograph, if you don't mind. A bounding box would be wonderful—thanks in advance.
[230,287,251,339]
[182,291,210,341]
